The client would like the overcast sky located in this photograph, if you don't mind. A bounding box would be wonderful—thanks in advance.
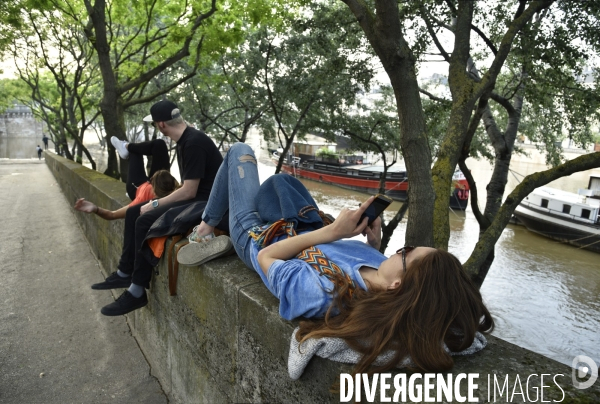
[0,59,17,79]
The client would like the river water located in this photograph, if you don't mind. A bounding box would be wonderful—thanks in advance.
[82,136,599,370]
[252,143,600,370]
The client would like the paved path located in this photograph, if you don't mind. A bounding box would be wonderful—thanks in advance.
[0,159,167,404]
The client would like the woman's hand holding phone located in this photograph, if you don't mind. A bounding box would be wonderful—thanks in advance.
[359,194,393,225]
[363,216,382,250]
[330,196,374,239]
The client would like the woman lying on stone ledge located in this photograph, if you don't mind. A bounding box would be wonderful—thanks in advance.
[178,142,494,374]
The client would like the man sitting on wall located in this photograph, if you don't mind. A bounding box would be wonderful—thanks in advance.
[93,99,224,316]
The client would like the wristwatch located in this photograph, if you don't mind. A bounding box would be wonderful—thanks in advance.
[151,199,159,209]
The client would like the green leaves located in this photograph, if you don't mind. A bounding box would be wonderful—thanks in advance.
[0,78,30,112]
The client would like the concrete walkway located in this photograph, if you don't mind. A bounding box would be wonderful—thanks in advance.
[0,159,167,403]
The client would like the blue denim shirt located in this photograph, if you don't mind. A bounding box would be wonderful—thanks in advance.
[249,237,387,320]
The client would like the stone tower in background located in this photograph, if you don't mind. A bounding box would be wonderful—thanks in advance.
[0,104,45,159]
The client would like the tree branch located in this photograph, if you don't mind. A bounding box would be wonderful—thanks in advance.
[464,151,600,283]
[122,70,197,108]
[477,0,553,94]
[457,95,488,225]
[118,0,216,94]
[444,0,499,56]
[264,42,289,141]
[470,24,498,56]
[459,159,486,224]
[420,6,451,62]
[490,91,515,115]
[419,88,451,104]
[340,0,376,38]
[514,0,527,19]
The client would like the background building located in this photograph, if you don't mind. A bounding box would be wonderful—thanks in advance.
[0,104,45,158]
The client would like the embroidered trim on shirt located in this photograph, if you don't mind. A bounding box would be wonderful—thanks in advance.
[296,245,357,298]
[249,219,355,298]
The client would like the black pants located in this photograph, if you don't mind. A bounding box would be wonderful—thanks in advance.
[117,139,177,288]
[117,199,197,288]
[126,140,170,200]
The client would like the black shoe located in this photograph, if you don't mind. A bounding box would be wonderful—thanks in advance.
[91,272,131,290]
[101,291,148,316]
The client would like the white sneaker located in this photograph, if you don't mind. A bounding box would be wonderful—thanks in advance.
[177,235,233,266]
[111,136,129,159]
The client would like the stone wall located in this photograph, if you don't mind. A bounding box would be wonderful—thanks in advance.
[0,104,45,159]
[45,151,600,403]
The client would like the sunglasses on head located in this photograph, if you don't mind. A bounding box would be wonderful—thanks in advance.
[396,246,415,274]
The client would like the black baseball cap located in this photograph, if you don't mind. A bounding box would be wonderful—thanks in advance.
[143,100,181,123]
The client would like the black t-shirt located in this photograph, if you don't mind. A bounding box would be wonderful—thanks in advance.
[176,127,223,201]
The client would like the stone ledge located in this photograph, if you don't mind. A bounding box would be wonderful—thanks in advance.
[45,151,600,403]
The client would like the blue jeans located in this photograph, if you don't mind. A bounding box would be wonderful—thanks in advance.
[202,143,263,268]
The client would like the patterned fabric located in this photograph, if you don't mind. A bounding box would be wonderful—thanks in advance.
[249,219,295,249]
[296,246,357,298]
[249,219,355,299]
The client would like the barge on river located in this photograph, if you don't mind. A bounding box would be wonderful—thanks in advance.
[513,176,600,253]
[273,152,470,210]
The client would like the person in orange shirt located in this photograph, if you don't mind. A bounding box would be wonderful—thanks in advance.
[74,137,179,220]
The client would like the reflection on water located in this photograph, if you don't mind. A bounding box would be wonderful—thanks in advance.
[288,171,600,369]
[483,224,600,368]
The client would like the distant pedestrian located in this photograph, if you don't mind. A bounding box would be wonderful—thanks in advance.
[42,135,49,150]
[36,145,42,160]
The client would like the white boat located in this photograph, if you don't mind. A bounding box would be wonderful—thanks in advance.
[513,176,600,253]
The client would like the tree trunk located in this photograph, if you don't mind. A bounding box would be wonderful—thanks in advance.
[275,134,295,175]
[56,126,73,160]
[470,85,524,286]
[84,0,126,180]
[144,123,153,173]
[431,99,477,248]
[70,129,97,171]
[482,105,520,223]
[76,141,84,163]
[380,200,409,252]
[342,0,434,246]
[430,1,477,249]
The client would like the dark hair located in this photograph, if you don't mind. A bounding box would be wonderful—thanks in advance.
[150,170,180,198]
[297,248,494,374]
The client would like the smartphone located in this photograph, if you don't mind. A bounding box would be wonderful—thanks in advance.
[360,194,393,225]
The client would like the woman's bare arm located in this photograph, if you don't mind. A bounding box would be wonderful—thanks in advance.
[74,198,128,220]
